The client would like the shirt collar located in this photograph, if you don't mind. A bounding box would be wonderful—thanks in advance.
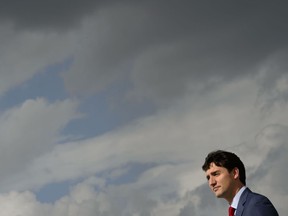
[231,186,246,209]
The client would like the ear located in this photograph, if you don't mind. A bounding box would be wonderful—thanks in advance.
[232,167,240,180]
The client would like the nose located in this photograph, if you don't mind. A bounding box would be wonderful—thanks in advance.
[209,176,216,187]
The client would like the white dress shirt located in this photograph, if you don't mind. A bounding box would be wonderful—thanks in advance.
[230,186,247,215]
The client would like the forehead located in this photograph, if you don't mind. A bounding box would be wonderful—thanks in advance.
[205,162,226,174]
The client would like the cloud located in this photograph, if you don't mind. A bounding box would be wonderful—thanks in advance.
[0,2,287,215]
[256,50,288,112]
[0,98,80,185]
[62,4,150,95]
[0,22,76,96]
[0,191,50,216]
[251,124,288,215]
[1,123,285,216]
[61,1,288,106]
[5,78,255,190]
[1,1,287,106]
[0,77,271,191]
[0,0,108,30]
[0,78,286,215]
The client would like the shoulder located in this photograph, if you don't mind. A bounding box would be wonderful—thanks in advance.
[241,188,278,216]
[242,188,270,202]
[247,191,272,205]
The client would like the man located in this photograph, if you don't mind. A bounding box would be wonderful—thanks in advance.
[202,150,278,216]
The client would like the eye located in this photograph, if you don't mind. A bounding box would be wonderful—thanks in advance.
[212,171,220,176]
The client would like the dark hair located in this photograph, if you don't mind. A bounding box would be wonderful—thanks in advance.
[202,150,246,185]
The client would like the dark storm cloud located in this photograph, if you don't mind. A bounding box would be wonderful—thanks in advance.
[58,1,288,103]
[3,0,288,61]
[0,0,109,30]
[135,0,288,103]
[2,1,288,103]
[135,1,288,79]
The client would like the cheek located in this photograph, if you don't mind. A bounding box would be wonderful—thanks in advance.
[220,177,231,187]
[217,177,225,184]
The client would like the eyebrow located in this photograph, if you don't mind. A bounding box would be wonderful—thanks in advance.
[206,170,220,180]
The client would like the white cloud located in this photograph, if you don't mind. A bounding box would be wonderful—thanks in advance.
[0,77,287,215]
[0,191,50,216]
[256,49,288,111]
[0,98,80,189]
[251,124,288,216]
[7,78,255,189]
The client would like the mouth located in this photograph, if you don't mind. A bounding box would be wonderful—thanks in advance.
[213,187,220,192]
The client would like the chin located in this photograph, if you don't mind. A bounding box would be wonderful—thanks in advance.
[215,191,223,198]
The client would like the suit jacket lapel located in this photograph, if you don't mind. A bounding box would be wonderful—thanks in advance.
[236,188,250,216]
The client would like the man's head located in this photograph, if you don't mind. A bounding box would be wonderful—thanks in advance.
[202,150,246,203]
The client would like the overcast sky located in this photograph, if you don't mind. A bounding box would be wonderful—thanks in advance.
[0,1,287,215]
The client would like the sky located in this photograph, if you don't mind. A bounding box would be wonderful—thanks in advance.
[0,1,287,215]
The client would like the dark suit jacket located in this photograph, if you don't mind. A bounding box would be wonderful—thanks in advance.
[236,188,278,216]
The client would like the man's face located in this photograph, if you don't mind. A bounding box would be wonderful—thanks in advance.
[205,162,236,202]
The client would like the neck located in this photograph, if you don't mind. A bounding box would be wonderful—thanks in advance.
[226,184,244,204]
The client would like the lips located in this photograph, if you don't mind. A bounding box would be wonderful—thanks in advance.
[213,186,220,192]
